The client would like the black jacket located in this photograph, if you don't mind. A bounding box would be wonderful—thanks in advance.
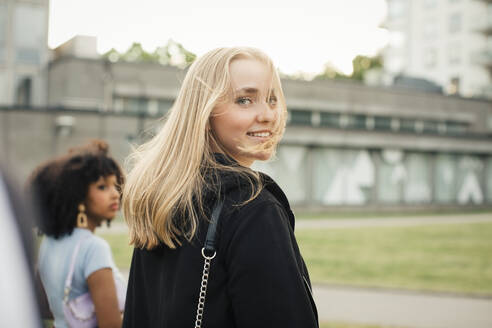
[123,164,319,328]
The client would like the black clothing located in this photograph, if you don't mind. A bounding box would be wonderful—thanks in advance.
[123,163,319,328]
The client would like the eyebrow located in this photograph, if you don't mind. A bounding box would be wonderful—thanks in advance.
[234,87,259,94]
[234,87,277,95]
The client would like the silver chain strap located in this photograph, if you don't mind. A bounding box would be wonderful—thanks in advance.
[194,248,216,328]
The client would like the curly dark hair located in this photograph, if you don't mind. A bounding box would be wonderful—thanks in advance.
[30,140,124,238]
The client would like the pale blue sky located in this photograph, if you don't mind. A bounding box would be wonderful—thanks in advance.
[48,0,388,75]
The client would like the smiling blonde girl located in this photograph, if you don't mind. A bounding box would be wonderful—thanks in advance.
[122,47,318,328]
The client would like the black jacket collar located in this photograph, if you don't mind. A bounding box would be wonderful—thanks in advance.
[211,153,295,229]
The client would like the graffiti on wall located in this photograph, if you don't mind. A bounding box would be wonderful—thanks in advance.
[255,146,489,206]
[457,156,483,204]
[322,150,374,205]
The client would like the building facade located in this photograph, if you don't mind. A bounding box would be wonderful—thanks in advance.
[383,0,492,99]
[1,54,491,210]
[0,0,50,106]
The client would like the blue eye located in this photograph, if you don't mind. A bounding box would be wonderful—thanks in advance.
[268,96,277,106]
[236,97,252,106]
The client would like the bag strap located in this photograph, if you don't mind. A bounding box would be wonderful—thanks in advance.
[194,199,224,328]
[63,234,90,303]
[202,199,224,257]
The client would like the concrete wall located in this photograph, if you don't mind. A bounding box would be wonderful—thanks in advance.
[1,107,491,210]
[4,55,492,210]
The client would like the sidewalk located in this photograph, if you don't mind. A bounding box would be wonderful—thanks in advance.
[296,213,492,229]
[313,284,492,328]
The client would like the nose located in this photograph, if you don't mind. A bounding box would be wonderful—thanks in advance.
[257,102,277,123]
[111,185,120,199]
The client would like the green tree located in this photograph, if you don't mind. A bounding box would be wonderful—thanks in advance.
[350,55,383,81]
[315,63,349,80]
[314,55,383,81]
[102,40,196,67]
[123,42,158,62]
[153,39,196,68]
[102,48,121,63]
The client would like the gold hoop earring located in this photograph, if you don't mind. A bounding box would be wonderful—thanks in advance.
[77,204,88,228]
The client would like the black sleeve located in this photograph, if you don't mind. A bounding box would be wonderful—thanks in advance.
[223,201,318,328]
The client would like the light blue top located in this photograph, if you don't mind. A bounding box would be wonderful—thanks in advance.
[38,228,121,328]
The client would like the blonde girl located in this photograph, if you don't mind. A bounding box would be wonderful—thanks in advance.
[122,47,318,328]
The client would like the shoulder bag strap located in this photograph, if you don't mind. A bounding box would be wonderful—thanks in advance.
[194,199,224,328]
[63,235,90,303]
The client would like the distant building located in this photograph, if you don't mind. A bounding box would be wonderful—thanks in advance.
[383,0,492,99]
[0,0,50,106]
[1,44,491,210]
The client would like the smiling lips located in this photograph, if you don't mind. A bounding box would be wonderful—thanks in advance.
[110,203,119,211]
[247,131,272,138]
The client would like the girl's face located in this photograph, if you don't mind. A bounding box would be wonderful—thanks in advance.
[85,175,120,227]
[210,58,279,167]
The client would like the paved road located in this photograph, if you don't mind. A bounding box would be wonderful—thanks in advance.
[313,284,492,328]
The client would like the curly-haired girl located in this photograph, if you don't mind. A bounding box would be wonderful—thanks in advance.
[32,140,126,328]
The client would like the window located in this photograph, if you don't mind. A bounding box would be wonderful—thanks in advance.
[158,99,173,114]
[289,110,311,126]
[400,119,416,132]
[0,72,8,104]
[423,0,437,9]
[388,0,406,19]
[374,116,392,131]
[423,121,438,134]
[446,121,467,135]
[15,77,32,105]
[448,44,461,65]
[320,112,340,128]
[115,97,148,114]
[14,4,46,64]
[423,23,438,41]
[0,3,6,63]
[449,13,461,33]
[124,98,141,113]
[345,114,367,130]
[423,48,437,68]
[489,5,492,27]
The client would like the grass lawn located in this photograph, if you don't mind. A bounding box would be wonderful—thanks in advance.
[98,233,134,270]
[297,222,492,296]
[100,222,492,296]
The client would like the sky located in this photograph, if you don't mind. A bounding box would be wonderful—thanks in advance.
[48,0,388,76]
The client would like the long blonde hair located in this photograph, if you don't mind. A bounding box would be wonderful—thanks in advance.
[122,47,287,250]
